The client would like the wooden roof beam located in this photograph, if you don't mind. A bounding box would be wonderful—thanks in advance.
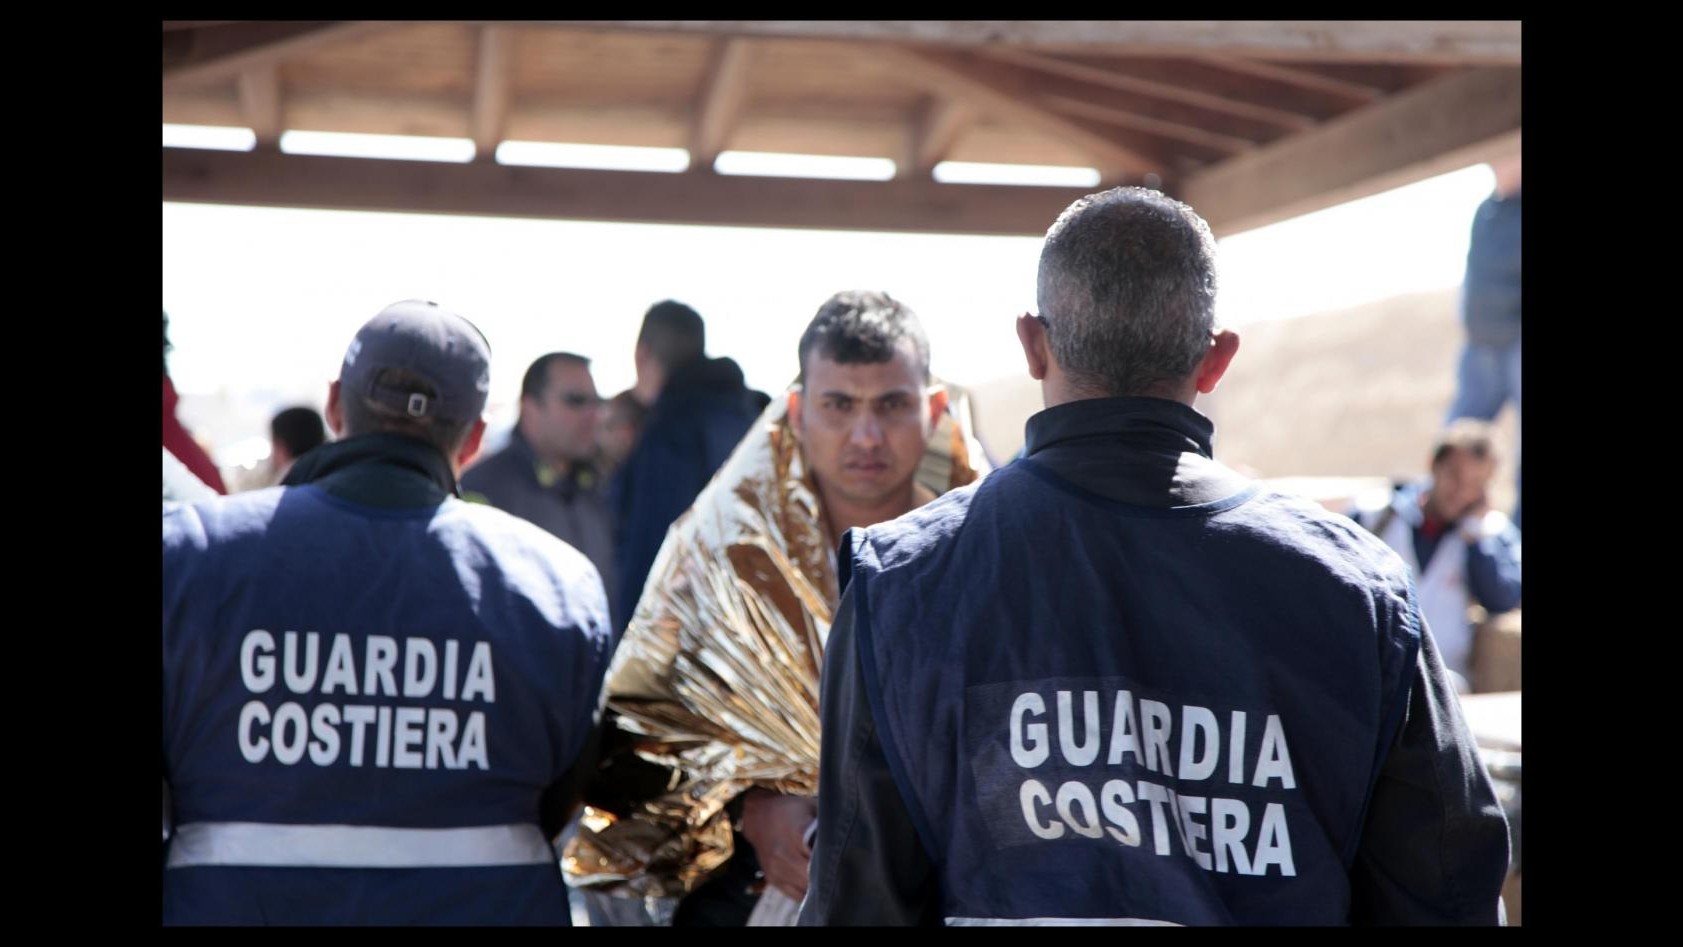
[163,21,396,89]
[163,21,240,32]
[900,97,974,179]
[1181,67,1521,237]
[162,147,1096,237]
[236,67,283,149]
[936,51,1289,148]
[880,46,1168,178]
[690,37,753,171]
[557,21,1521,65]
[1042,96,1251,158]
[471,25,513,161]
[978,47,1314,133]
[1192,55,1384,106]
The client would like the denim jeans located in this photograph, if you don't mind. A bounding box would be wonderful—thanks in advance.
[1446,339,1521,529]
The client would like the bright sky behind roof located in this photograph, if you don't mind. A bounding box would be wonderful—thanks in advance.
[162,142,1494,463]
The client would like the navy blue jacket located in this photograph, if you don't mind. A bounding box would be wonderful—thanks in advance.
[461,427,618,620]
[799,397,1509,926]
[162,434,613,925]
[610,356,763,626]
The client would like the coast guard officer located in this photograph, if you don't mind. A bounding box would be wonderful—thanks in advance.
[163,300,612,925]
[798,189,1510,926]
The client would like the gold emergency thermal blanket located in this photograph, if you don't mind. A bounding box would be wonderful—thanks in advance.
[563,388,988,898]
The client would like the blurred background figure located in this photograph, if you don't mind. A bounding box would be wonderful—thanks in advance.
[163,310,228,496]
[270,406,328,479]
[1350,420,1521,694]
[598,389,647,473]
[1446,154,1521,529]
[229,405,329,491]
[462,352,616,610]
[611,300,766,628]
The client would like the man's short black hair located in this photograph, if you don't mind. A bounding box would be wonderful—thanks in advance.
[1432,419,1499,467]
[637,300,706,373]
[796,290,930,385]
[520,352,591,401]
[271,406,327,460]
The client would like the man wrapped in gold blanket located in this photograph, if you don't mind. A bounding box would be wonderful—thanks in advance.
[565,291,987,926]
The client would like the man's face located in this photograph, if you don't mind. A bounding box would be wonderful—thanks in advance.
[597,404,640,467]
[523,360,601,464]
[1428,449,1495,522]
[792,341,939,510]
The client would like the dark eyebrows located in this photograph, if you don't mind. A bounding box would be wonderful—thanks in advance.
[817,388,917,405]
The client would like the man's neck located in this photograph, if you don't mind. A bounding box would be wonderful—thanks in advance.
[1041,373,1196,410]
[819,482,920,539]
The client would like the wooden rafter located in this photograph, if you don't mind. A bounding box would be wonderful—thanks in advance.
[690,37,753,169]
[1279,61,1452,94]
[163,21,395,89]
[555,21,1521,64]
[163,147,1093,237]
[880,47,1169,176]
[471,25,513,160]
[236,67,283,148]
[1061,56,1363,124]
[900,96,974,179]
[163,21,239,32]
[978,48,1313,133]
[1193,55,1384,105]
[1182,67,1521,237]
[1042,96,1250,158]
[948,51,1291,147]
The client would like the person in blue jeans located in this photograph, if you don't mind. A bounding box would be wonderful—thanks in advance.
[1446,154,1521,529]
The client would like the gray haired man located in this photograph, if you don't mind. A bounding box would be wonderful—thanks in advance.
[799,188,1510,926]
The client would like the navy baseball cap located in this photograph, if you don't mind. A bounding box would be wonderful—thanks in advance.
[339,300,492,424]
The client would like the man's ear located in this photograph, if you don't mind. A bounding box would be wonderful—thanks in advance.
[456,418,488,470]
[786,389,804,440]
[1016,314,1050,381]
[325,381,345,436]
[1193,328,1240,395]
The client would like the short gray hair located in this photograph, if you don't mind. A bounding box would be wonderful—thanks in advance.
[1036,187,1219,397]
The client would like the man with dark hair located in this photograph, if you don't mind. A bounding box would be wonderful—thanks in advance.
[568,290,984,926]
[611,299,764,626]
[1352,419,1522,692]
[231,405,331,493]
[162,300,614,925]
[800,188,1510,926]
[271,406,327,467]
[462,352,616,601]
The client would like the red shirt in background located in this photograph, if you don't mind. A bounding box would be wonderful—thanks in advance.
[163,375,227,495]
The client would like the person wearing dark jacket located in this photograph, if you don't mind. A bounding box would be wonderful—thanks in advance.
[162,300,613,925]
[462,352,617,611]
[1447,155,1521,528]
[610,300,763,627]
[798,188,1510,926]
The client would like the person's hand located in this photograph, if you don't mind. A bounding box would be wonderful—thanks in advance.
[1458,492,1491,538]
[738,788,817,901]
